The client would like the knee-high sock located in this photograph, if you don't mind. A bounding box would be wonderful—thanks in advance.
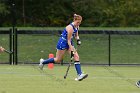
[74,61,82,75]
[42,58,55,64]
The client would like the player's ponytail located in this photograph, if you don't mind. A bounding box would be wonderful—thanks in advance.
[73,14,82,21]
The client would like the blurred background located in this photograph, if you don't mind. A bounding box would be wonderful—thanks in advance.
[0,0,140,27]
[0,0,140,65]
[0,1,140,92]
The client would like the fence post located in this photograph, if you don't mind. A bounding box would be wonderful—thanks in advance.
[12,28,15,65]
[108,34,111,66]
[9,29,13,65]
[15,28,18,65]
[11,1,17,65]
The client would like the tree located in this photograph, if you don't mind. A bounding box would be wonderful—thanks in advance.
[0,1,10,26]
[0,0,140,27]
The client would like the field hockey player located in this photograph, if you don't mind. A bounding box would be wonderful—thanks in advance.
[39,14,88,81]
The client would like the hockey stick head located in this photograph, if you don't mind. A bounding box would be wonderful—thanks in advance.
[4,49,13,54]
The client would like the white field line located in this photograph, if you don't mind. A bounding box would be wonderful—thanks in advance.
[0,71,139,80]
[92,76,139,80]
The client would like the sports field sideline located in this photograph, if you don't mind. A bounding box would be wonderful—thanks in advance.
[0,65,139,93]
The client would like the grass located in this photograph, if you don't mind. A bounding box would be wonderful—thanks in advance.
[0,65,139,93]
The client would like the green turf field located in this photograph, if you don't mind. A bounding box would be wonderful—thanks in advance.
[0,65,139,93]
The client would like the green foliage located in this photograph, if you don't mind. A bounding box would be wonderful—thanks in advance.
[1,0,140,27]
[0,2,9,15]
[0,1,10,26]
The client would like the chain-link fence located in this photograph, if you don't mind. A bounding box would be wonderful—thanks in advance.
[0,29,140,65]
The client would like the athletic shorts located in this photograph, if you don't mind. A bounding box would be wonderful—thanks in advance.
[56,37,73,50]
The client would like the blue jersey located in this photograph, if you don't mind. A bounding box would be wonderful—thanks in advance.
[56,23,78,50]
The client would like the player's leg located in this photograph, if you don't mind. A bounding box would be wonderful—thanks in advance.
[74,51,88,81]
[73,51,82,75]
[68,50,88,81]
[54,49,66,63]
[39,49,66,70]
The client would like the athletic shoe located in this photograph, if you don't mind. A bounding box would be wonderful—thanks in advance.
[39,58,44,70]
[136,80,140,88]
[75,73,88,81]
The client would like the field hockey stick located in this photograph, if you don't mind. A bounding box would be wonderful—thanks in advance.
[0,46,13,54]
[4,49,13,54]
[64,51,74,79]
[64,35,80,79]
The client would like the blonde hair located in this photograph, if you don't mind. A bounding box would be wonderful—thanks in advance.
[73,14,82,21]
